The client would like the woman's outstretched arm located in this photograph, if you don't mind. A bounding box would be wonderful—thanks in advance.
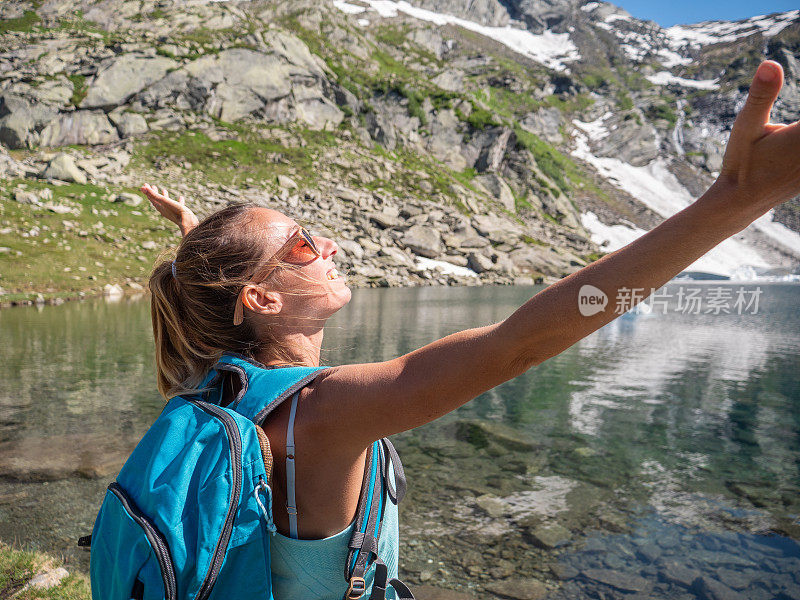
[309,60,800,445]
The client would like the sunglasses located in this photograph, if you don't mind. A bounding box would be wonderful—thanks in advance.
[232,226,321,326]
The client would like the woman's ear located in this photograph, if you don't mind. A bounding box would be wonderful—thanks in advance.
[242,285,282,318]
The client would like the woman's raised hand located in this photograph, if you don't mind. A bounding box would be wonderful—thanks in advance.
[141,183,199,237]
[715,60,800,222]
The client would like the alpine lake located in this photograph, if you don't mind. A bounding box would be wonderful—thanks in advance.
[0,283,798,600]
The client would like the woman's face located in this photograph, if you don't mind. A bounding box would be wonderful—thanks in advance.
[252,208,351,322]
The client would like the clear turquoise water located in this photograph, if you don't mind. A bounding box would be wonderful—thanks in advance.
[0,283,798,598]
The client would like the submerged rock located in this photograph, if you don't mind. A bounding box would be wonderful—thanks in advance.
[455,420,536,452]
[528,523,571,550]
[581,568,650,593]
[485,578,548,600]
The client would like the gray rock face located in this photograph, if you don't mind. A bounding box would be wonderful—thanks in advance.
[39,110,119,147]
[475,173,516,212]
[42,153,86,184]
[0,94,58,149]
[401,224,444,258]
[426,109,466,169]
[519,107,563,144]
[591,114,660,167]
[82,54,177,109]
[475,127,515,172]
[109,109,148,138]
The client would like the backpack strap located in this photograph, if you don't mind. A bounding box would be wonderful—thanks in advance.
[286,391,300,539]
[369,558,416,600]
[344,439,412,600]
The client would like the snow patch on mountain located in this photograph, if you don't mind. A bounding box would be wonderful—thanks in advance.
[646,71,719,90]
[416,256,478,277]
[571,117,781,277]
[333,0,367,14]
[334,0,581,71]
[580,211,646,251]
[665,10,800,49]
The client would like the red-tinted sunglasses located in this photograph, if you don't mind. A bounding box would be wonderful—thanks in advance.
[233,226,321,326]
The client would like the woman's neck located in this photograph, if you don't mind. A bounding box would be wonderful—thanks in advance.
[256,327,324,368]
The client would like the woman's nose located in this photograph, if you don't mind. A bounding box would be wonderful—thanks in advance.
[315,236,338,259]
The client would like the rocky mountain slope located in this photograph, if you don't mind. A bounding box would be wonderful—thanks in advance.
[1,0,799,302]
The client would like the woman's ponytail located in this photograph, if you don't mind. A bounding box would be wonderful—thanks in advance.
[149,259,219,398]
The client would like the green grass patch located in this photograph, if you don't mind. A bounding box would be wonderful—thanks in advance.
[645,102,677,126]
[67,74,87,107]
[133,124,339,189]
[0,178,177,296]
[545,93,595,113]
[513,127,573,193]
[617,92,634,111]
[0,10,40,33]
[0,542,90,599]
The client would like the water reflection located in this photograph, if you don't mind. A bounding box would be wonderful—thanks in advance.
[0,284,798,598]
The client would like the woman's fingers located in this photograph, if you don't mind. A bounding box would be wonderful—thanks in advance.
[730,61,784,145]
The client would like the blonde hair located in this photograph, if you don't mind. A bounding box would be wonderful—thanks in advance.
[148,203,304,399]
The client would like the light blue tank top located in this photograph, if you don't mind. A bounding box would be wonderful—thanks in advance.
[269,497,399,600]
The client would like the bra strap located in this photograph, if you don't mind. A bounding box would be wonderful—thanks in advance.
[286,390,300,539]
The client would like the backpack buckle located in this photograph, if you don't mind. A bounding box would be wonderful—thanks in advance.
[346,576,366,599]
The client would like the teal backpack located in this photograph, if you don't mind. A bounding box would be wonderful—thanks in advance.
[81,353,414,600]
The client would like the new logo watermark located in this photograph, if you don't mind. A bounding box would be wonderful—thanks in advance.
[578,285,763,316]
[578,285,608,316]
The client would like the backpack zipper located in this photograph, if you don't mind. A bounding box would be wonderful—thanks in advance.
[107,482,177,600]
[188,400,243,600]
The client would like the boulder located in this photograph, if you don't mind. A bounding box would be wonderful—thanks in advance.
[103,283,124,298]
[0,94,58,149]
[108,109,148,138]
[475,173,515,212]
[82,54,177,109]
[277,175,298,189]
[295,96,344,131]
[401,224,443,258]
[432,69,464,92]
[113,192,142,207]
[184,48,292,104]
[22,568,69,592]
[471,214,520,244]
[510,247,570,276]
[39,110,119,147]
[467,251,494,273]
[42,153,87,184]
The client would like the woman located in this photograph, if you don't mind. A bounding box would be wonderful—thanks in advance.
[143,61,799,598]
